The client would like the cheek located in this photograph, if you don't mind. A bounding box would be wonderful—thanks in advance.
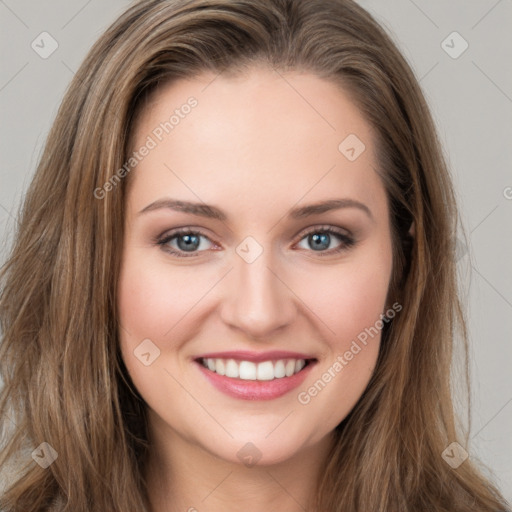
[117,252,210,415]
[294,251,392,352]
[290,246,392,430]
[118,252,209,343]
[322,270,387,330]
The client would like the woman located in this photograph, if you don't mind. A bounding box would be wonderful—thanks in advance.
[0,0,509,510]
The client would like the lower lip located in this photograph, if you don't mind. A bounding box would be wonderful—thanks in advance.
[195,360,315,400]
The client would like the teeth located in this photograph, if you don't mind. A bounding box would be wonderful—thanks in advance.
[215,359,225,376]
[201,358,308,380]
[285,359,296,377]
[274,360,286,378]
[256,361,274,381]
[225,359,239,378]
[239,361,257,380]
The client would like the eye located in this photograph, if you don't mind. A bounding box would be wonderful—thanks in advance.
[156,228,215,258]
[295,226,355,256]
[156,225,356,258]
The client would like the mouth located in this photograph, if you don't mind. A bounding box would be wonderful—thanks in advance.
[193,352,317,400]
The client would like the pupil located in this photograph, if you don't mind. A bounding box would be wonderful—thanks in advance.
[310,233,329,251]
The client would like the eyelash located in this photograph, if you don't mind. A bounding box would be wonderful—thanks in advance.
[155,225,356,259]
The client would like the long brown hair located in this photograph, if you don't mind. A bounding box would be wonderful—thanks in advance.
[0,0,509,510]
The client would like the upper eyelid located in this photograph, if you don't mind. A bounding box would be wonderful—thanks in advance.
[158,225,352,250]
[158,224,351,239]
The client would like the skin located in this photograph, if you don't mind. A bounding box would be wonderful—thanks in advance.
[117,65,394,511]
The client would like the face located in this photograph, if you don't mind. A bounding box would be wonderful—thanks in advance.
[117,66,394,467]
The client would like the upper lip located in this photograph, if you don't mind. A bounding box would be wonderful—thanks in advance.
[195,350,316,363]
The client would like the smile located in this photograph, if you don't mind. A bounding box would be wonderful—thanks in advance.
[194,351,317,400]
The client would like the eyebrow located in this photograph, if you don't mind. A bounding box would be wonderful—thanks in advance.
[137,197,373,221]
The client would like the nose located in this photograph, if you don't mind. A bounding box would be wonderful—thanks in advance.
[219,245,296,340]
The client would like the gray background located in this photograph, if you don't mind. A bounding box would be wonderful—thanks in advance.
[0,0,511,500]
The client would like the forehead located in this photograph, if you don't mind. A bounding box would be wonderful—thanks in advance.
[125,66,386,223]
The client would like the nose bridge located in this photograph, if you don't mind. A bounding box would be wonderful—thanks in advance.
[219,237,294,338]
